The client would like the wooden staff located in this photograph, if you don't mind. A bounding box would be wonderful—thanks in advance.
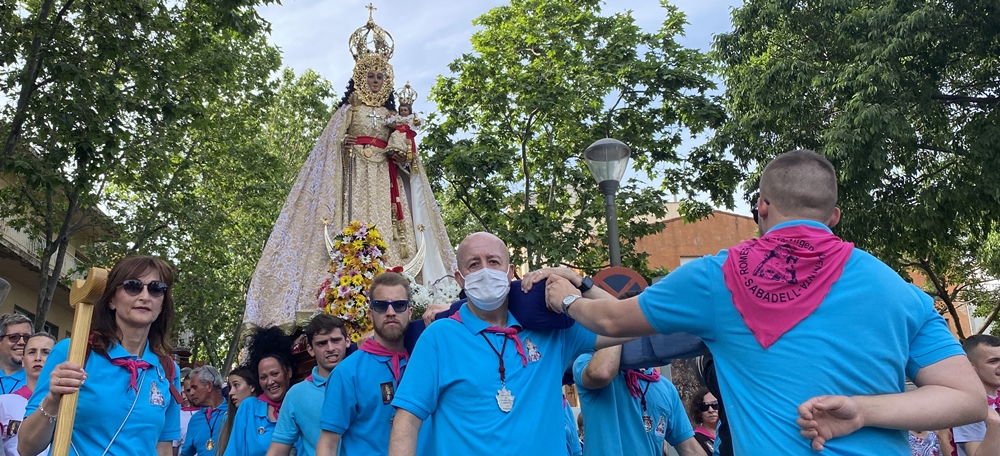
[51,267,108,456]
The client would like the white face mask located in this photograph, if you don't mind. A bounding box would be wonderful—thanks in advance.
[461,267,511,311]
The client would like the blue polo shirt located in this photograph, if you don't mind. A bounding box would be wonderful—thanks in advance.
[637,219,966,455]
[272,366,327,456]
[321,349,411,455]
[27,339,181,455]
[0,369,26,395]
[181,401,228,456]
[393,304,597,455]
[573,354,693,455]
[222,396,276,456]
[563,398,582,456]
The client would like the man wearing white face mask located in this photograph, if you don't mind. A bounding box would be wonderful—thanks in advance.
[388,232,630,456]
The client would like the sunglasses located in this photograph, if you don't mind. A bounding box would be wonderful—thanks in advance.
[120,279,169,298]
[2,334,29,343]
[700,401,719,412]
[370,300,410,313]
[751,198,770,224]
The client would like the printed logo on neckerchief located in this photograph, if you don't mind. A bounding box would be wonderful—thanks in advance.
[722,224,853,348]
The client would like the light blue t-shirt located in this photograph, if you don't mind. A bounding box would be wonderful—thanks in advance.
[272,366,326,456]
[27,338,181,455]
[573,354,693,455]
[563,397,582,456]
[181,400,228,456]
[223,396,276,456]
[393,304,597,455]
[321,347,410,456]
[0,368,26,395]
[637,219,965,455]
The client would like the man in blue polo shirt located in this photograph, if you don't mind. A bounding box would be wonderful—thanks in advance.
[388,232,629,456]
[182,365,227,456]
[268,314,350,456]
[0,314,32,396]
[317,272,418,456]
[543,149,986,454]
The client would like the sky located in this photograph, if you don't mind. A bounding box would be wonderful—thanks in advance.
[257,0,748,212]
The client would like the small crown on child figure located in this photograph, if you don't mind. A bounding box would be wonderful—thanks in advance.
[396,81,417,106]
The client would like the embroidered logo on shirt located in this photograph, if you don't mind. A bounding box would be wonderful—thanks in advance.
[149,381,165,406]
[525,338,542,363]
[655,415,666,437]
[381,382,395,405]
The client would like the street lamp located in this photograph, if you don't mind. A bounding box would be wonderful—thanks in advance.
[583,138,631,267]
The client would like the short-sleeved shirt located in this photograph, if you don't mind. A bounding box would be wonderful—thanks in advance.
[321,348,410,455]
[175,407,197,449]
[573,354,693,455]
[637,220,965,455]
[223,396,277,456]
[273,366,327,456]
[0,369,26,396]
[392,303,597,455]
[0,387,48,456]
[563,398,582,456]
[953,410,990,456]
[27,339,181,455]
[181,401,228,456]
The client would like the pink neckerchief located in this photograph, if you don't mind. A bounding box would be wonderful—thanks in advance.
[258,394,282,419]
[988,391,1000,408]
[624,369,660,398]
[722,223,853,349]
[181,406,200,412]
[12,385,30,400]
[694,426,715,439]
[109,357,153,393]
[450,312,527,367]
[359,338,410,385]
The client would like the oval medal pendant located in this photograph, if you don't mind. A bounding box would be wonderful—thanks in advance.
[643,414,653,432]
[206,439,214,451]
[496,386,514,413]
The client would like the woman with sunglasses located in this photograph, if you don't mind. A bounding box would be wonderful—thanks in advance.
[689,387,720,456]
[223,327,299,456]
[20,255,181,456]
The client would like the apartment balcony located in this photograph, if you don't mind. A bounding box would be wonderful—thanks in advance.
[0,218,87,282]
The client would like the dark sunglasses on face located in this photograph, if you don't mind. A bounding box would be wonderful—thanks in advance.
[120,279,169,298]
[700,401,719,412]
[370,299,410,313]
[3,334,30,343]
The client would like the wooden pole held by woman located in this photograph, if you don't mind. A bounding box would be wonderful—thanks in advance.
[51,267,108,456]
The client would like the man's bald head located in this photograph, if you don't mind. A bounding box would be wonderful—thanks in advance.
[455,232,511,275]
[760,149,838,222]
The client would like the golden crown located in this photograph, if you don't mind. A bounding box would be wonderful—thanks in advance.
[396,81,417,106]
[349,4,394,61]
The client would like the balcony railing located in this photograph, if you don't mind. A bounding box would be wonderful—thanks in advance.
[0,218,86,281]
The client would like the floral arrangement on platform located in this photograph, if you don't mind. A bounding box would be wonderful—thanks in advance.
[402,272,462,318]
[317,221,388,342]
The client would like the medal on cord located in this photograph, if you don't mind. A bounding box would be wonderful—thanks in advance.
[481,333,514,412]
[640,381,653,432]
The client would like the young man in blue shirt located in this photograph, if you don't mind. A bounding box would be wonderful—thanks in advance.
[543,149,985,454]
[388,232,630,456]
[268,314,350,456]
[182,365,227,456]
[317,272,416,456]
[0,314,32,396]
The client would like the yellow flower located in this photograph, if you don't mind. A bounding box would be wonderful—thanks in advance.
[339,275,351,287]
[351,275,364,286]
[352,240,364,250]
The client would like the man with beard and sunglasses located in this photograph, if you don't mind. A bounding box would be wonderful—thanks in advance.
[317,272,426,456]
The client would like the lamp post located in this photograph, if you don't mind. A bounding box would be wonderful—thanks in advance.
[583,138,631,267]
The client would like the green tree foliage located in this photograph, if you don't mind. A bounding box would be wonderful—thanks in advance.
[704,0,1000,337]
[423,0,724,274]
[0,0,278,333]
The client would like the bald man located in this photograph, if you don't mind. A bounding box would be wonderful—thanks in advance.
[543,149,984,454]
[388,233,630,456]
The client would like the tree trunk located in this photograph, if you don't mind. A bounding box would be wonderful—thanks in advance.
[221,316,244,376]
[669,358,704,408]
[33,231,70,333]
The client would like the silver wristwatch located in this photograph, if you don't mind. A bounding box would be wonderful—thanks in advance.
[561,294,582,314]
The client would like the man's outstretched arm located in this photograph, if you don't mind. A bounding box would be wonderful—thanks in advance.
[544,275,657,338]
[388,408,423,456]
[797,355,986,451]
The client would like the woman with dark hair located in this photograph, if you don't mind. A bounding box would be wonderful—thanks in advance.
[688,387,719,456]
[20,255,181,456]
[217,367,259,455]
[223,327,297,456]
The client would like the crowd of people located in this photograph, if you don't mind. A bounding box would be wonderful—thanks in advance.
[0,150,992,455]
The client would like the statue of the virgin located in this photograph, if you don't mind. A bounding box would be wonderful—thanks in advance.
[243,7,456,329]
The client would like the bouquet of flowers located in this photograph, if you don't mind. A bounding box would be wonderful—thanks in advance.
[402,272,462,319]
[317,221,388,342]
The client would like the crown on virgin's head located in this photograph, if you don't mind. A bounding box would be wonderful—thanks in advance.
[349,3,394,62]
